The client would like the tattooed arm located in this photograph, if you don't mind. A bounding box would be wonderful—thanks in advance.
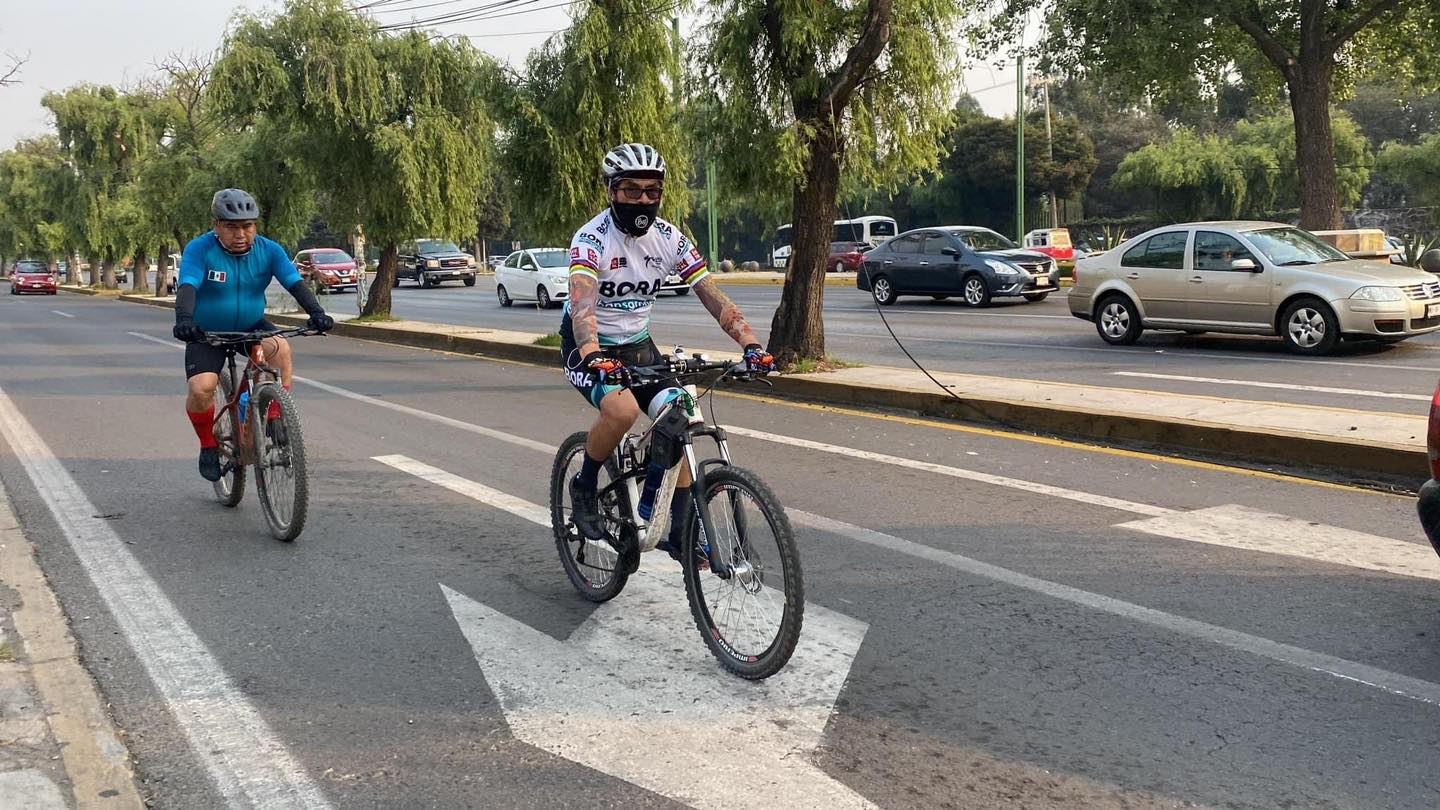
[568,273,602,356]
[693,276,760,348]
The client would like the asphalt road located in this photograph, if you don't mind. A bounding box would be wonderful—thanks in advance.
[5,292,1440,808]
[356,275,1440,416]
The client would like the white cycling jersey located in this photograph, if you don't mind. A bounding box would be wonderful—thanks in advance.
[566,210,708,345]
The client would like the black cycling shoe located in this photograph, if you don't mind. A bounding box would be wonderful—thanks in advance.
[198,447,222,482]
[654,539,709,571]
[569,474,605,540]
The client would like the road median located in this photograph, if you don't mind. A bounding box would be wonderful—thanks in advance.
[115,293,1424,484]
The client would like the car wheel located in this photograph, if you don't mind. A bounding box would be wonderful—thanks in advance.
[392,274,401,288]
[673,286,690,296]
[1280,297,1340,355]
[537,286,552,309]
[1023,292,1049,303]
[463,276,476,287]
[497,284,513,308]
[962,274,991,307]
[419,273,432,288]
[871,275,897,305]
[1095,294,1142,345]
[832,262,845,274]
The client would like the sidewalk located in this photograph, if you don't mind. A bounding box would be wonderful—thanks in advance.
[111,290,1428,482]
[0,491,144,809]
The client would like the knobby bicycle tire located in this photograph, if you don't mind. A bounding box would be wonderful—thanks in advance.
[682,466,804,680]
[212,369,246,508]
[550,430,630,602]
[252,384,309,541]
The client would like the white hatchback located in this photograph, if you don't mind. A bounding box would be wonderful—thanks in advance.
[496,248,571,309]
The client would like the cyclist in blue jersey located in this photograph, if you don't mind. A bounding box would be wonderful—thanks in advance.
[172,189,334,481]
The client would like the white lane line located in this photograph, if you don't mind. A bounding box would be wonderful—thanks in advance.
[50,310,74,318]
[1113,371,1430,402]
[787,508,1440,707]
[373,455,549,525]
[1119,505,1440,582]
[0,385,332,809]
[128,332,555,455]
[722,425,1173,517]
[371,454,1440,708]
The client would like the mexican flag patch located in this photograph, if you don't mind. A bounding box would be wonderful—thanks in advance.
[207,269,228,283]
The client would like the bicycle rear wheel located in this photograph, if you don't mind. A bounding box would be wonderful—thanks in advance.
[252,384,308,541]
[551,431,630,602]
[212,369,246,508]
[682,466,803,679]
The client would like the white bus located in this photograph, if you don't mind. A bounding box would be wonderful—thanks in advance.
[770,215,898,269]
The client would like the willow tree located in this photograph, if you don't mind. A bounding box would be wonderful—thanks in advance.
[987,0,1440,230]
[496,0,690,243]
[44,85,171,287]
[211,0,495,317]
[0,138,77,277]
[698,0,964,364]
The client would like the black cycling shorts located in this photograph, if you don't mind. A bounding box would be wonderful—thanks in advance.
[183,319,277,379]
[559,314,679,412]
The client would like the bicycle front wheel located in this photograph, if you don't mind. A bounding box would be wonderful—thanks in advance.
[252,384,309,541]
[551,431,630,602]
[682,466,803,679]
[212,369,246,508]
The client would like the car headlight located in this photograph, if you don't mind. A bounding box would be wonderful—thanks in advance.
[425,259,440,268]
[550,275,567,285]
[1350,286,1404,302]
[985,259,1019,275]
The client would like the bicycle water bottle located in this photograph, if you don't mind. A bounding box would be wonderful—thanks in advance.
[238,391,250,422]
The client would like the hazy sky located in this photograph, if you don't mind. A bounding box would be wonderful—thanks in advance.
[0,0,1024,150]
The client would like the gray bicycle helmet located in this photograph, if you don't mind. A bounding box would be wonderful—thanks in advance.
[212,188,260,221]
[601,143,666,184]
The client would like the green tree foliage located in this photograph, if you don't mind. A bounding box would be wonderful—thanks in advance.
[1375,134,1440,212]
[0,138,76,272]
[699,0,966,363]
[211,0,495,315]
[494,0,689,244]
[987,0,1440,230]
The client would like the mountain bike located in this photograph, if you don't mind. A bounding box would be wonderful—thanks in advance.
[204,327,319,541]
[549,350,803,679]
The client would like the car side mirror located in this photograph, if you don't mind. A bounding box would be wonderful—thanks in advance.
[941,247,959,256]
[1231,258,1259,271]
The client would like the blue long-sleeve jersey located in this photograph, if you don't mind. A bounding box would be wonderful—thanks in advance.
[177,232,302,331]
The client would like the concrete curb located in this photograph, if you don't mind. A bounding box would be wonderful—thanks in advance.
[111,293,1419,483]
[58,286,125,297]
[711,275,855,286]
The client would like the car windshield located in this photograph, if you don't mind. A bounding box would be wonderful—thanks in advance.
[16,262,46,273]
[417,240,462,254]
[1244,227,1349,266]
[949,229,1017,251]
[532,249,569,268]
[313,251,351,265]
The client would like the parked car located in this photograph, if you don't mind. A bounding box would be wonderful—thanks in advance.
[827,241,868,273]
[1069,221,1440,355]
[1023,228,1075,263]
[496,248,571,308]
[395,239,477,288]
[857,226,1058,306]
[9,260,57,295]
[294,248,361,294]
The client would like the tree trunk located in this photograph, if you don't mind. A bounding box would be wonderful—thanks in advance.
[769,121,842,366]
[66,251,79,285]
[155,242,171,297]
[360,242,398,317]
[132,247,150,292]
[1289,70,1341,230]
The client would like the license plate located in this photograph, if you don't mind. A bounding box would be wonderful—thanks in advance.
[1428,303,1440,319]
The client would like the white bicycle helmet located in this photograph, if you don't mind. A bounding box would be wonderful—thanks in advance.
[601,143,666,184]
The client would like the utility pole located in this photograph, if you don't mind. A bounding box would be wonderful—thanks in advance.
[1015,53,1025,242]
[1043,79,1058,228]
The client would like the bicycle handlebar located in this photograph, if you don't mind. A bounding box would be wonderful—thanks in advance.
[623,355,769,384]
[199,326,323,346]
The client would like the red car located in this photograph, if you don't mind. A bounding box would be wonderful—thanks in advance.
[827,241,868,273]
[294,249,360,293]
[9,260,57,295]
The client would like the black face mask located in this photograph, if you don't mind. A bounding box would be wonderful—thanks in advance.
[611,200,661,236]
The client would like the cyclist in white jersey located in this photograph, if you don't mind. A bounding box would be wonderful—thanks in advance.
[563,143,775,556]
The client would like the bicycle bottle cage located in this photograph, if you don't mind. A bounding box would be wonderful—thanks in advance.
[648,403,690,469]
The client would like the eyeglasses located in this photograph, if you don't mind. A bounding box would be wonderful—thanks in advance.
[615,185,663,202]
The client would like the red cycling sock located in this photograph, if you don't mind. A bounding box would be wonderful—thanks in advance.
[187,405,218,449]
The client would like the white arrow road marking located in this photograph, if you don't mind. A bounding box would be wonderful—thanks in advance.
[1112,371,1430,402]
[444,571,872,810]
[1119,504,1440,581]
[50,310,74,318]
[0,384,332,809]
[371,454,873,808]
